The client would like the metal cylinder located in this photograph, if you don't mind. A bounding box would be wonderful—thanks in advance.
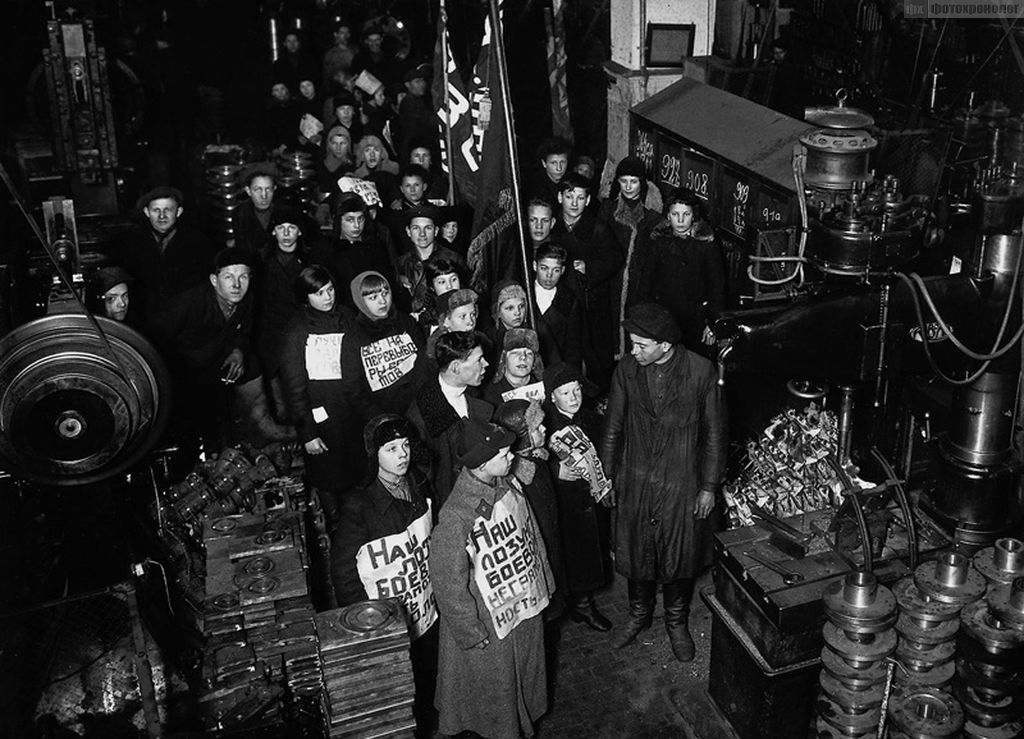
[800,129,877,191]
[994,538,1024,573]
[836,385,856,464]
[981,233,1023,276]
[946,373,1016,467]
[843,570,879,607]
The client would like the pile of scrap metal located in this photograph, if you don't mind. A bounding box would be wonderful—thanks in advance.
[723,403,852,524]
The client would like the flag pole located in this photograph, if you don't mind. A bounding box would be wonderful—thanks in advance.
[488,0,534,327]
[440,2,457,206]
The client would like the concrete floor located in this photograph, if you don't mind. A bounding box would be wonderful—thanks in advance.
[534,571,735,739]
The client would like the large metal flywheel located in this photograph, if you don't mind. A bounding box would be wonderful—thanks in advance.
[0,315,171,485]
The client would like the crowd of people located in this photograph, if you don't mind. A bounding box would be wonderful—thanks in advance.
[86,16,730,739]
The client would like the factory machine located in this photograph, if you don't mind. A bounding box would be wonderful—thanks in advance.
[631,75,1024,737]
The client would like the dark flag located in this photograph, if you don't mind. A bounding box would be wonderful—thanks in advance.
[431,1,477,205]
[465,10,518,293]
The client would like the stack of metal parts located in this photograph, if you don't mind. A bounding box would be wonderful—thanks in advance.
[315,600,416,738]
[147,445,301,628]
[892,552,986,693]
[200,510,323,736]
[276,149,317,213]
[203,145,248,244]
[956,540,1024,738]
[817,571,897,738]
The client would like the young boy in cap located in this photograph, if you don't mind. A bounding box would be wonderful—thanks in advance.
[599,302,727,661]
[430,418,553,739]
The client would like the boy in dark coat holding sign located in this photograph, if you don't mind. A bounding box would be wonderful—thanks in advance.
[331,414,438,738]
[430,420,553,739]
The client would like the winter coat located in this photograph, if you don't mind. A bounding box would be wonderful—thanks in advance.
[551,212,624,387]
[151,283,258,386]
[110,223,215,325]
[279,303,363,491]
[599,348,727,582]
[532,284,583,369]
[406,377,494,508]
[635,222,726,352]
[596,196,661,356]
[430,470,550,739]
[511,454,566,618]
[330,467,432,606]
[256,249,306,378]
[341,309,428,424]
[309,230,399,312]
[546,404,608,593]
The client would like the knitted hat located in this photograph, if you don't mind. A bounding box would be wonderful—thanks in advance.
[621,302,681,344]
[363,413,415,456]
[543,362,582,396]
[615,156,646,180]
[332,90,357,110]
[435,288,477,316]
[491,280,527,325]
[457,419,515,469]
[334,193,366,217]
[93,266,134,296]
[503,327,539,354]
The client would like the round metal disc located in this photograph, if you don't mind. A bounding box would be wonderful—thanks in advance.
[896,613,960,645]
[339,599,400,632]
[892,659,955,689]
[823,622,897,665]
[893,577,962,625]
[887,686,965,738]
[0,315,171,485]
[915,556,987,606]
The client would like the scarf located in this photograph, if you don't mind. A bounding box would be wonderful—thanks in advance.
[614,196,647,357]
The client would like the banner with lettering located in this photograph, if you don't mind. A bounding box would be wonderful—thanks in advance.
[305,332,343,381]
[466,486,551,640]
[500,380,545,403]
[356,503,436,639]
[360,333,418,392]
[549,425,612,503]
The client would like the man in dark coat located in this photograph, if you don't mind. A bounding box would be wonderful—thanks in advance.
[109,186,215,326]
[599,303,727,662]
[406,331,493,507]
[152,247,294,452]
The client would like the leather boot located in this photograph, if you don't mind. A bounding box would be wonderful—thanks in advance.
[232,376,298,445]
[568,591,612,632]
[664,579,696,662]
[610,580,656,648]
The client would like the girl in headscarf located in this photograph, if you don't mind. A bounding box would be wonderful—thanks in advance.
[341,270,428,423]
